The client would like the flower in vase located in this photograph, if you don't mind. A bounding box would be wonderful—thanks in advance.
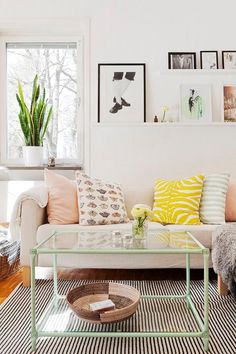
[131,204,153,239]
[131,204,153,220]
[161,105,169,122]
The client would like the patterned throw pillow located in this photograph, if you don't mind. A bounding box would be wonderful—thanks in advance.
[75,173,129,226]
[200,173,230,224]
[152,175,204,225]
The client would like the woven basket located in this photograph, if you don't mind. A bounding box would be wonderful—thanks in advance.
[0,232,20,280]
[66,282,140,324]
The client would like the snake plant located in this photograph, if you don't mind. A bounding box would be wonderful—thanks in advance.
[16,75,53,146]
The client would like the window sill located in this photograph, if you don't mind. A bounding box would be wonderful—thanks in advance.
[0,164,83,171]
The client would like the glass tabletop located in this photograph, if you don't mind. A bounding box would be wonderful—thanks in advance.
[33,229,205,254]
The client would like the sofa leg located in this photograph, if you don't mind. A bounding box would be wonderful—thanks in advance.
[218,275,228,296]
[22,266,31,287]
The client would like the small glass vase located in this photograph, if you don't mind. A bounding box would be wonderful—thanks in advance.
[132,218,148,240]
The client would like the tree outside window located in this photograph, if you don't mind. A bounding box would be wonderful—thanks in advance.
[7,42,80,161]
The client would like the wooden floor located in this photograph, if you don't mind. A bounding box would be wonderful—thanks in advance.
[0,268,23,304]
[0,267,217,305]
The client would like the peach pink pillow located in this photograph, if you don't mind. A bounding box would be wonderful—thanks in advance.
[225,180,236,222]
[44,169,79,224]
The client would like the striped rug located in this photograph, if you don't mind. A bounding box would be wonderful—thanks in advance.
[0,280,235,354]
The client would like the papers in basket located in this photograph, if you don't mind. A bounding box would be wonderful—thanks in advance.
[89,299,115,313]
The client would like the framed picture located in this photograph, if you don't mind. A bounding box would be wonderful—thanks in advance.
[222,51,236,69]
[200,51,218,70]
[168,52,196,69]
[98,63,146,123]
[223,85,236,122]
[179,84,212,122]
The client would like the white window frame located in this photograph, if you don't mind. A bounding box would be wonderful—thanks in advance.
[0,20,90,171]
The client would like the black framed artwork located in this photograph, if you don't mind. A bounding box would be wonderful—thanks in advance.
[168,52,196,69]
[222,51,236,69]
[98,63,146,123]
[200,51,218,69]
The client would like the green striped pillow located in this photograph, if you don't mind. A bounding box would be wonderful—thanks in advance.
[200,173,230,224]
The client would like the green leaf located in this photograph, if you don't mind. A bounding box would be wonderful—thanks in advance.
[17,80,25,104]
[30,75,38,114]
[40,105,53,144]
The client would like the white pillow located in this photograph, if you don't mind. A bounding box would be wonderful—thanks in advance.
[200,173,230,224]
[76,172,129,226]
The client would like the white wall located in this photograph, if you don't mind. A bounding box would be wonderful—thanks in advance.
[1,0,236,194]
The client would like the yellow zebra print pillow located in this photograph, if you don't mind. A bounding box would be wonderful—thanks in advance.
[153,175,204,225]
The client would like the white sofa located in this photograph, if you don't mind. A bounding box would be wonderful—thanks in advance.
[18,184,222,287]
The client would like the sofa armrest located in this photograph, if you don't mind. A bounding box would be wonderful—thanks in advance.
[20,199,47,267]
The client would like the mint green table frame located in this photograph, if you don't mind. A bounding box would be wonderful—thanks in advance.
[30,231,209,352]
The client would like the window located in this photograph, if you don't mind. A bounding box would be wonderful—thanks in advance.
[5,41,82,163]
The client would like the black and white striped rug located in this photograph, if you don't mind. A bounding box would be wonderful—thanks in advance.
[0,280,235,354]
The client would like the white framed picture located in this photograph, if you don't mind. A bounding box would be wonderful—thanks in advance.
[200,51,218,70]
[222,51,236,69]
[98,63,146,123]
[179,84,212,123]
[222,84,236,122]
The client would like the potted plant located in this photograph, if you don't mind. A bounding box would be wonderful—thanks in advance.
[16,75,53,166]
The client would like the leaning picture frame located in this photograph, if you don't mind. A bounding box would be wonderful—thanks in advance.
[222,51,236,69]
[98,63,146,123]
[179,84,212,123]
[168,52,196,70]
[200,51,218,70]
[222,84,236,122]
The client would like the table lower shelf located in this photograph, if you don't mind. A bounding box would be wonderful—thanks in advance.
[36,295,204,336]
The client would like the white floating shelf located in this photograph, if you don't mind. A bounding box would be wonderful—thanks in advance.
[94,122,236,127]
[160,69,236,75]
[143,122,236,127]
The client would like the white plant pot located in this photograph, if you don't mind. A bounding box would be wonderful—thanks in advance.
[23,146,44,166]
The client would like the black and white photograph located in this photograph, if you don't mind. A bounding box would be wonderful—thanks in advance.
[168,52,196,69]
[98,64,146,123]
[222,51,236,69]
[200,51,218,69]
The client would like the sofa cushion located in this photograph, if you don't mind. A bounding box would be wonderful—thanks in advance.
[45,169,79,225]
[153,175,204,225]
[225,179,236,222]
[75,172,129,226]
[200,173,230,224]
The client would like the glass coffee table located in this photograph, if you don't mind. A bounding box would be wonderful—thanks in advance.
[30,230,209,351]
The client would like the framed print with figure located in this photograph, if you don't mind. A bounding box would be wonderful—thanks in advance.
[98,63,146,123]
[222,51,236,69]
[180,84,212,123]
[168,52,196,69]
[200,51,218,69]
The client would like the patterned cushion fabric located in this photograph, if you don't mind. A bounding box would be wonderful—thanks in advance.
[152,175,204,225]
[75,172,129,226]
[200,173,230,224]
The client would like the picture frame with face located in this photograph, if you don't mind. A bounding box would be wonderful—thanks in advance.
[168,52,196,70]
